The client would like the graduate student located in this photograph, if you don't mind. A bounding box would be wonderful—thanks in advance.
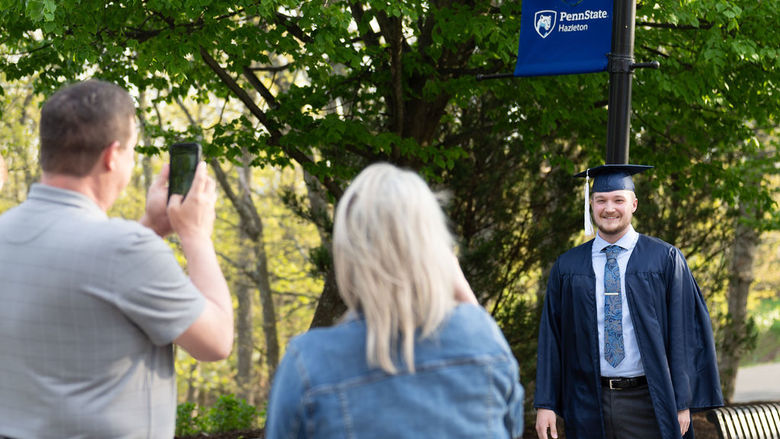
[534,164,723,439]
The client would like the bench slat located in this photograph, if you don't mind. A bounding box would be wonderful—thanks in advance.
[749,405,770,439]
[706,403,780,439]
[728,407,748,438]
[766,404,780,437]
[709,408,730,438]
[745,406,761,438]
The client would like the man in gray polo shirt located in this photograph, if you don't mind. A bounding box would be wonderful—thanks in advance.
[0,80,234,438]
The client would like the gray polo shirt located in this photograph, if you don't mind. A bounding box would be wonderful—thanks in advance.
[0,184,205,438]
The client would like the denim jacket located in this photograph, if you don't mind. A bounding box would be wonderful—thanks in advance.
[265,304,524,438]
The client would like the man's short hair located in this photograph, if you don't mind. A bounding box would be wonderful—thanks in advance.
[39,80,136,176]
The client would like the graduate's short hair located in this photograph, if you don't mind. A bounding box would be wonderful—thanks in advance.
[333,163,457,374]
[39,80,136,176]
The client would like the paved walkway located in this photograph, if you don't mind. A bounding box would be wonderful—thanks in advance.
[732,362,780,402]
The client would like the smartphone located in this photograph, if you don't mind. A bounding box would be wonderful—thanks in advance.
[168,142,202,202]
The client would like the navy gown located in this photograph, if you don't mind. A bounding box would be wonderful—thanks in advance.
[534,234,723,439]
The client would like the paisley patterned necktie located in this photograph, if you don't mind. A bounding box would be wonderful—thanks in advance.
[603,245,625,368]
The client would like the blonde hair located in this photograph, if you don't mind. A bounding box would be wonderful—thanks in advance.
[333,163,458,374]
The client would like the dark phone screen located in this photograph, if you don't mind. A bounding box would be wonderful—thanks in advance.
[168,142,201,200]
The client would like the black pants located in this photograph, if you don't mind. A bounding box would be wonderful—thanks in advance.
[602,383,663,439]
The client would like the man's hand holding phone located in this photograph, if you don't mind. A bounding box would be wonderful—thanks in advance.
[140,142,203,237]
[164,141,215,246]
[167,161,217,246]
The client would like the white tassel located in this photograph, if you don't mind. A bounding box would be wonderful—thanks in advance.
[584,171,594,236]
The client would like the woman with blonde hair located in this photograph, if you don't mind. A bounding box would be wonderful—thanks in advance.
[266,163,524,438]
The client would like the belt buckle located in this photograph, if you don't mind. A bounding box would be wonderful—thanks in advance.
[609,378,619,390]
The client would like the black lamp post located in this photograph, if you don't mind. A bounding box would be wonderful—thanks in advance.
[606,0,659,164]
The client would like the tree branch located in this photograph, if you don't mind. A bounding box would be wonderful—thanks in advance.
[389,16,404,138]
[199,46,344,199]
[247,64,291,73]
[210,159,262,242]
[215,249,259,282]
[639,45,671,59]
[275,12,314,44]
[636,20,713,30]
[242,66,279,110]
[348,1,381,48]
[199,46,278,134]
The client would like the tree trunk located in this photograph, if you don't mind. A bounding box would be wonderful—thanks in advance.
[135,91,154,193]
[235,278,254,403]
[185,362,199,403]
[253,233,280,381]
[309,266,345,328]
[303,169,347,328]
[234,163,257,403]
[210,159,281,392]
[719,202,760,402]
[0,153,6,191]
[140,155,153,193]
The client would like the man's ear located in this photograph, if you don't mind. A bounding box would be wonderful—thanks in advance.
[631,194,638,213]
[101,141,122,171]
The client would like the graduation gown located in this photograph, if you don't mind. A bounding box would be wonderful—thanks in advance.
[534,234,723,439]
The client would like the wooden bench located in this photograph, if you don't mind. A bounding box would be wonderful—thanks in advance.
[705,402,780,439]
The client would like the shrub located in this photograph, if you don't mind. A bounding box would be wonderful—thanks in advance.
[204,394,258,433]
[175,401,204,437]
[176,394,259,436]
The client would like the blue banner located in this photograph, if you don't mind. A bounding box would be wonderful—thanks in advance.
[514,0,613,77]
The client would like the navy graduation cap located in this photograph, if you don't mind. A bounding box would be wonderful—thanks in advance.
[575,164,653,192]
[575,164,653,236]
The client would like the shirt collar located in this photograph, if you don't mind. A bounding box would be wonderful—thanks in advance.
[593,224,638,253]
[27,183,107,219]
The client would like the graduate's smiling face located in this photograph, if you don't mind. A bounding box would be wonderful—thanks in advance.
[591,189,638,242]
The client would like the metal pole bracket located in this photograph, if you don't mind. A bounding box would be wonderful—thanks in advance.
[630,60,661,70]
[607,53,634,73]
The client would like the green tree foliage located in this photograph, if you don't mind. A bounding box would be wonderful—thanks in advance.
[1,0,777,414]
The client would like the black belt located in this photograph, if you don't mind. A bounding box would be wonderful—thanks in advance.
[601,375,647,390]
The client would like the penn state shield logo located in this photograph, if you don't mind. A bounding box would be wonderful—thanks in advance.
[534,10,557,39]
